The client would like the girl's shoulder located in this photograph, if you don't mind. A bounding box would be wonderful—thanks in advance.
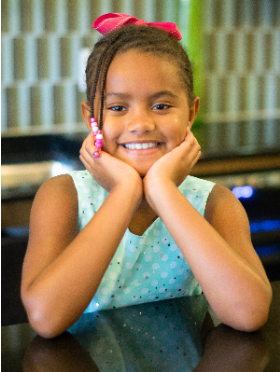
[206,183,238,211]
[205,183,250,230]
[33,173,78,213]
[38,170,97,199]
[26,174,80,259]
[39,173,77,196]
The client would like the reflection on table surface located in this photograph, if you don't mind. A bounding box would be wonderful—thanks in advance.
[2,281,280,372]
[22,324,269,372]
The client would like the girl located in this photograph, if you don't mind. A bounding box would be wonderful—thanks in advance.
[21,13,272,339]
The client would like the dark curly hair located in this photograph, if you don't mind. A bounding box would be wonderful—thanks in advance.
[85,25,194,131]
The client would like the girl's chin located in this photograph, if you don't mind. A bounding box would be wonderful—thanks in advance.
[125,166,148,179]
[134,168,149,178]
[104,150,156,177]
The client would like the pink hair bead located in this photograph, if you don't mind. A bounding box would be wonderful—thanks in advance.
[90,117,97,126]
[90,118,98,135]
[95,132,103,148]
[93,130,103,157]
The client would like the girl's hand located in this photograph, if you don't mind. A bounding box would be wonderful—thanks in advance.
[80,133,143,195]
[143,130,201,210]
[144,129,201,191]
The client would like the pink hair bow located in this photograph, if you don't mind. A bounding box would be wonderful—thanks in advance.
[92,13,182,40]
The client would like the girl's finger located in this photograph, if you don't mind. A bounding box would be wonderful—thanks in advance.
[81,135,98,160]
[184,129,196,141]
[80,144,93,163]
[189,150,201,169]
[184,128,191,139]
[79,154,91,170]
[84,140,95,156]
[194,150,202,163]
[181,132,200,155]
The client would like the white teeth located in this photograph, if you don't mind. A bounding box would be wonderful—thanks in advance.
[124,142,158,150]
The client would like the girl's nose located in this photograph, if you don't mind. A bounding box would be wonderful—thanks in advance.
[126,111,155,134]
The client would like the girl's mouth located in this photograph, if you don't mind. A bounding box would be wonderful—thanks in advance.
[123,142,161,150]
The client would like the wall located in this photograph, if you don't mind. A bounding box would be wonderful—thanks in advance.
[201,0,280,154]
[1,0,280,154]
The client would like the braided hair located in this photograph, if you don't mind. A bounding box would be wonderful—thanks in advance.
[85,25,194,132]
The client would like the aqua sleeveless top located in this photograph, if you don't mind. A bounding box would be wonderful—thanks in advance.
[69,170,215,313]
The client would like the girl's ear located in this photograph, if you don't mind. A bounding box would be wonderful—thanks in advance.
[81,102,92,132]
[188,96,200,129]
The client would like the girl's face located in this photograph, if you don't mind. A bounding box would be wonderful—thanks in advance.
[86,50,199,177]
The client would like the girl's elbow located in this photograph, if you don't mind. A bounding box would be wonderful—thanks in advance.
[231,302,270,332]
[246,285,273,331]
[235,285,272,332]
[21,293,65,339]
[28,310,64,339]
[240,310,269,332]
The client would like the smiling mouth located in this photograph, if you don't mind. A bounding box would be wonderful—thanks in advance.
[123,142,161,150]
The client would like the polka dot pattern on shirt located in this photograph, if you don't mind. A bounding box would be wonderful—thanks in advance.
[69,170,215,313]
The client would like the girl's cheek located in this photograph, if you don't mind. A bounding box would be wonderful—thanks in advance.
[101,134,117,154]
[102,122,118,137]
[99,133,108,151]
[101,139,111,153]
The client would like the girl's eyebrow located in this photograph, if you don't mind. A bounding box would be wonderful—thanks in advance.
[149,90,178,99]
[104,91,178,100]
[104,92,130,99]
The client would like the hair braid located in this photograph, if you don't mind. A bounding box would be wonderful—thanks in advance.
[89,34,122,119]
[98,45,117,131]
[90,48,107,119]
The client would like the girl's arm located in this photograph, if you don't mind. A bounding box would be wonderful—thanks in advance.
[144,132,272,332]
[21,136,143,338]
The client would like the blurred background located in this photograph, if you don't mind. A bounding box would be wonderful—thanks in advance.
[1,0,280,325]
[2,0,280,149]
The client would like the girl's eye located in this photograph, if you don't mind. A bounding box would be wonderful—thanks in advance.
[109,106,127,112]
[153,104,171,110]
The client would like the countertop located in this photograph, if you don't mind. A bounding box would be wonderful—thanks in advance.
[1,281,280,372]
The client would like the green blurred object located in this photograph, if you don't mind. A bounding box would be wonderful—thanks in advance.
[186,0,205,146]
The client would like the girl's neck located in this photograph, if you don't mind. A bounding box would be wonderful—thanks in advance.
[128,198,158,236]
